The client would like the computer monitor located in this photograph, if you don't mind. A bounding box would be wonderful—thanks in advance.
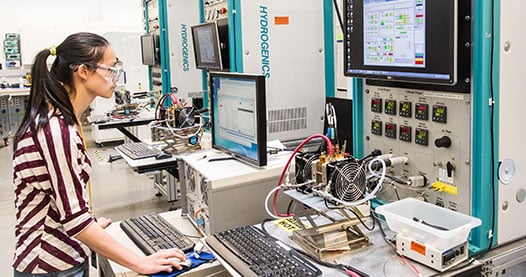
[191,22,224,71]
[344,0,458,86]
[210,72,267,167]
[140,34,159,66]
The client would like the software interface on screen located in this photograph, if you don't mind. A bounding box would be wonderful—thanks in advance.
[363,0,426,68]
[345,0,456,85]
[196,25,218,64]
[212,76,261,163]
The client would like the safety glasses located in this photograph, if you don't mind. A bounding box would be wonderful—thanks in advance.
[95,61,124,83]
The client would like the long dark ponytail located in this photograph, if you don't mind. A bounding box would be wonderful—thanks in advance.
[13,32,109,149]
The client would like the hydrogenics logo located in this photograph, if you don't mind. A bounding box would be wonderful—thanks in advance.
[181,23,190,72]
[260,6,270,78]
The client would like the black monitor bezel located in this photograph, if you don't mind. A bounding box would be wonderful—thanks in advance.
[344,0,458,86]
[191,22,224,71]
[140,34,159,66]
[209,72,267,167]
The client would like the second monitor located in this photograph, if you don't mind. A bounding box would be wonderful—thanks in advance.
[209,72,267,167]
[191,19,230,71]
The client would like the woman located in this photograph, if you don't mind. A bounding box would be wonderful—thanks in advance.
[12,32,186,275]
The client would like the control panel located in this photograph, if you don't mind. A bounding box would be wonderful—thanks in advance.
[203,0,229,22]
[362,85,472,213]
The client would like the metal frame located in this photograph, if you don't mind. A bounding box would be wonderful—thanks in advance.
[292,206,370,261]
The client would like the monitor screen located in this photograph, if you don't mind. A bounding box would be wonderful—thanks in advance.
[191,22,223,71]
[140,34,159,66]
[210,72,267,167]
[344,0,457,85]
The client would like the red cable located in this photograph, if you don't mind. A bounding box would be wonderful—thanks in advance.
[345,269,361,277]
[400,255,421,276]
[272,134,333,217]
[169,93,179,105]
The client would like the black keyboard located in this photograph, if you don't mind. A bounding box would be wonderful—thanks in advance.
[120,214,195,255]
[115,142,161,160]
[206,225,322,277]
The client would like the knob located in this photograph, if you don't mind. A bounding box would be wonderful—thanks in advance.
[434,136,451,148]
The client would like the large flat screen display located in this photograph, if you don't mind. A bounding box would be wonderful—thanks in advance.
[210,72,267,167]
[344,0,458,85]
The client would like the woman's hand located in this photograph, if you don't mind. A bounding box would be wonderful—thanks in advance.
[133,248,188,274]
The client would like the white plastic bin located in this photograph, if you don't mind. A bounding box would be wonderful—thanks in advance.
[376,198,481,250]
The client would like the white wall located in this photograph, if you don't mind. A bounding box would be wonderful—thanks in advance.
[0,0,144,66]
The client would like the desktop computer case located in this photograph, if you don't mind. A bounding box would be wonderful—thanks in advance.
[179,150,290,235]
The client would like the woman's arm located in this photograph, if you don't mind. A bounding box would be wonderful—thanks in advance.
[76,222,187,274]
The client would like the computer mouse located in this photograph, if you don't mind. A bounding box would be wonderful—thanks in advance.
[178,259,192,270]
[169,258,192,270]
[155,152,172,160]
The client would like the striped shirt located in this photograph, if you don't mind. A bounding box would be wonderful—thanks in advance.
[12,114,94,273]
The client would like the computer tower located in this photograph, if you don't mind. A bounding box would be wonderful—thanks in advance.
[178,149,290,235]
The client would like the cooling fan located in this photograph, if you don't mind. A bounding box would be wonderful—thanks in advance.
[295,152,320,193]
[327,158,367,202]
[174,107,197,128]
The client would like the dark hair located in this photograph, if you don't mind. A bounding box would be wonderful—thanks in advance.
[13,32,109,149]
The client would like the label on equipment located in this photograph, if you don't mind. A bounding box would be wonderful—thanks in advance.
[274,16,289,25]
[275,218,310,232]
[411,241,426,256]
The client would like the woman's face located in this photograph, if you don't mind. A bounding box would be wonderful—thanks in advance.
[87,47,121,99]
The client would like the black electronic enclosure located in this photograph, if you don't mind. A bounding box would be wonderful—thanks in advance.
[344,0,459,86]
[209,72,267,167]
[324,97,353,154]
[140,34,159,66]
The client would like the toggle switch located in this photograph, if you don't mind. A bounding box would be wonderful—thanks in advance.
[447,161,455,178]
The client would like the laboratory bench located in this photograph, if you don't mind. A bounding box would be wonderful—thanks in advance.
[100,209,482,277]
[108,144,526,276]
[99,187,526,276]
[93,116,155,143]
[0,87,30,96]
